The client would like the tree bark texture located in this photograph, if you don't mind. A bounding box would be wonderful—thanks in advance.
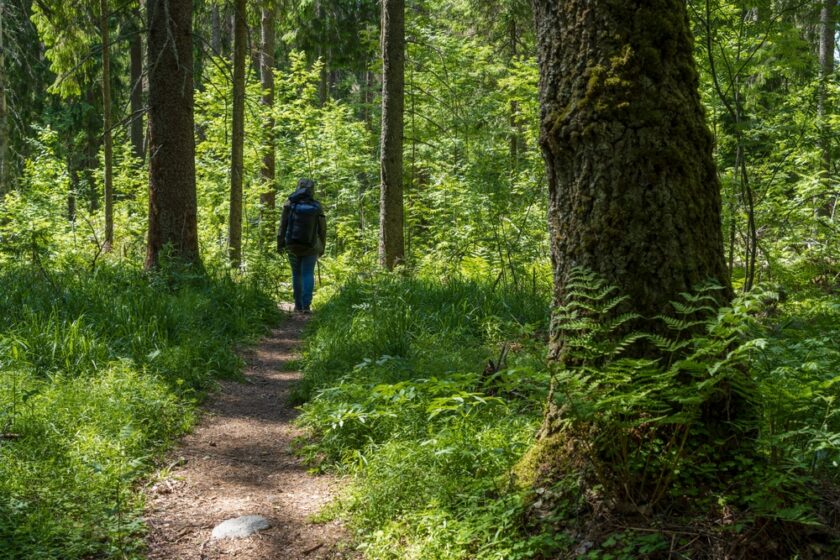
[84,85,99,210]
[228,0,246,268]
[129,6,144,161]
[534,0,731,339]
[145,0,199,268]
[210,4,222,56]
[818,0,835,213]
[211,4,221,54]
[0,0,9,194]
[379,0,405,270]
[101,0,114,250]
[260,2,276,210]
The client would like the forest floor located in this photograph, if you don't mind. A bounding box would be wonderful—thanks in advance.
[144,307,352,560]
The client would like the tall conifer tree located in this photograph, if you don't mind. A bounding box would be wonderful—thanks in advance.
[100,0,113,250]
[0,0,8,194]
[818,0,835,214]
[145,0,199,267]
[379,0,405,269]
[260,0,276,210]
[128,4,144,161]
[228,0,247,268]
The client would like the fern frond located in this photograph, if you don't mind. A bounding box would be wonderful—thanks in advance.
[604,312,642,331]
[671,300,717,316]
[656,315,709,332]
[601,295,632,314]
[606,332,648,357]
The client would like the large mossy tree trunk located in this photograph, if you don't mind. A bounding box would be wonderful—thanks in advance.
[531,0,751,513]
[378,0,405,270]
[228,0,246,268]
[534,0,731,333]
[145,0,199,269]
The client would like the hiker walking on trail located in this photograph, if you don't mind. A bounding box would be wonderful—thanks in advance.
[277,178,327,313]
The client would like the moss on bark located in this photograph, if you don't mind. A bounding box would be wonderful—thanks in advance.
[534,0,731,331]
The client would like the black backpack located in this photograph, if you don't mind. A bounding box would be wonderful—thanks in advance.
[285,199,321,248]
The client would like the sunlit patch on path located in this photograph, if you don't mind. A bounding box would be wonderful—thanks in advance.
[145,308,350,559]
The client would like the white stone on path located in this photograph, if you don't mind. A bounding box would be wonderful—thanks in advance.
[211,515,271,540]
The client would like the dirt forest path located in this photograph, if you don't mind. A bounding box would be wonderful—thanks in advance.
[145,308,350,559]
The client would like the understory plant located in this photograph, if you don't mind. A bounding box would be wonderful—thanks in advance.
[515,268,840,558]
[0,262,279,559]
[297,270,840,559]
[296,272,553,559]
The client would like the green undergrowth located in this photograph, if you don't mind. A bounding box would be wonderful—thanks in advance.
[296,273,555,559]
[0,261,279,559]
[297,272,840,559]
[525,271,840,558]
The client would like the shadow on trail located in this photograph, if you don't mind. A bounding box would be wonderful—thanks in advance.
[145,312,349,560]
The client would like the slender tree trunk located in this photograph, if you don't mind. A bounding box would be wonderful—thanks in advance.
[363,68,374,128]
[211,4,221,54]
[215,4,232,57]
[739,145,758,291]
[379,0,405,270]
[703,3,757,290]
[228,10,235,60]
[260,1,276,210]
[228,0,246,268]
[141,0,150,157]
[129,7,144,161]
[318,47,328,104]
[0,0,8,194]
[328,67,338,95]
[317,2,328,104]
[84,85,99,210]
[145,0,199,268]
[509,17,520,169]
[818,0,835,215]
[534,0,731,333]
[68,175,77,221]
[101,0,114,251]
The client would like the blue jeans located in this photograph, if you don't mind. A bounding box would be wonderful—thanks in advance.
[288,254,317,310]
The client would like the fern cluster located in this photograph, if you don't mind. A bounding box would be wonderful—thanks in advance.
[549,267,759,509]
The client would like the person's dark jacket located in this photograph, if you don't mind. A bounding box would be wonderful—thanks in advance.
[277,186,326,257]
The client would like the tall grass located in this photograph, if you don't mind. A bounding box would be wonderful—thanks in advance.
[296,273,555,559]
[0,262,279,559]
[295,273,550,403]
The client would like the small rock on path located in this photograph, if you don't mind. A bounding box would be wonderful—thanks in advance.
[145,308,351,559]
[211,515,271,540]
